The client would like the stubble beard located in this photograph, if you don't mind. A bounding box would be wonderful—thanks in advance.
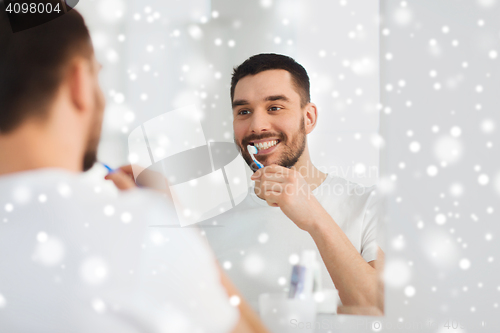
[82,89,105,172]
[237,116,307,171]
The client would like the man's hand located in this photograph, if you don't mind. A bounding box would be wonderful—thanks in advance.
[251,165,324,232]
[104,165,137,191]
[104,165,174,202]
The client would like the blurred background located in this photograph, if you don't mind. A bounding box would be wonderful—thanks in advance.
[379,0,500,332]
[77,0,381,187]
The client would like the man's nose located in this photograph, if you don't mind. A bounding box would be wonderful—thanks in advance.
[248,110,272,134]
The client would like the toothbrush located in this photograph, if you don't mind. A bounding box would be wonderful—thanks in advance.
[100,162,115,173]
[247,145,264,169]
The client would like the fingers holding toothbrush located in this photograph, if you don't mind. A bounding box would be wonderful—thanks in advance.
[115,164,135,179]
[251,165,324,232]
[104,169,138,191]
[103,164,174,202]
[102,163,138,191]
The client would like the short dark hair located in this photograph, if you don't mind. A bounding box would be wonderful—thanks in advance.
[230,53,311,108]
[0,8,92,133]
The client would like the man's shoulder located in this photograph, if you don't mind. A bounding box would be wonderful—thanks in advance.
[317,174,377,202]
[0,168,177,225]
[78,184,178,226]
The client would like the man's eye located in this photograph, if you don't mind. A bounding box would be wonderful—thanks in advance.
[269,107,282,112]
[238,110,250,115]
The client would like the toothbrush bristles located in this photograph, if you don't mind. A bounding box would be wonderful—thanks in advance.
[247,145,258,155]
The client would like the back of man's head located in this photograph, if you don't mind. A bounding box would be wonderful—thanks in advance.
[0,8,92,134]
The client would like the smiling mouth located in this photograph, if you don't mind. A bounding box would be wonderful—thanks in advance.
[249,139,281,154]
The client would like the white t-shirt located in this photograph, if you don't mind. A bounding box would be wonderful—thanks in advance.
[0,169,238,333]
[202,174,382,310]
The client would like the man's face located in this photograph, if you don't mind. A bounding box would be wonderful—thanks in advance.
[82,57,105,172]
[232,69,307,171]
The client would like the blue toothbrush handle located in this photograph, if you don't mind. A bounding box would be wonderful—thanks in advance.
[100,162,115,173]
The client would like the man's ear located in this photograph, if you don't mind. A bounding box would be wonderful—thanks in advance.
[67,57,93,114]
[304,103,318,134]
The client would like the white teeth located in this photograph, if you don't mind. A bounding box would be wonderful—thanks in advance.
[255,140,278,150]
